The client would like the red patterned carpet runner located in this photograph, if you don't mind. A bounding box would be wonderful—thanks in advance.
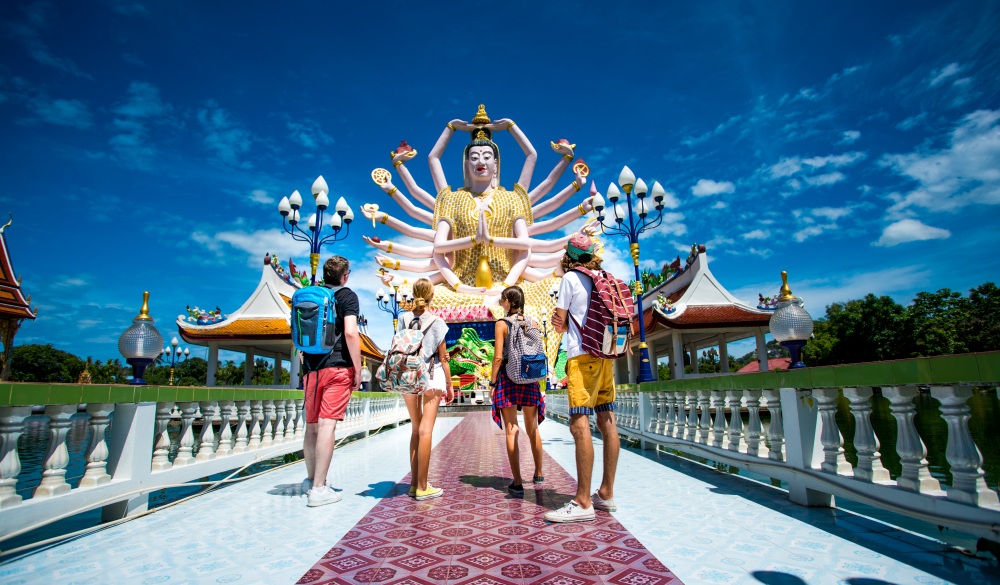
[298,412,683,585]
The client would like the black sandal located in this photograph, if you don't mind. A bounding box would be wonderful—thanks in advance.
[532,475,544,483]
[508,482,524,494]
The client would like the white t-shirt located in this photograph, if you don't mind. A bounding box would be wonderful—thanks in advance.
[556,271,593,359]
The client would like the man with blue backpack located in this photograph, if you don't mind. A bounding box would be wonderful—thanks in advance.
[291,255,361,507]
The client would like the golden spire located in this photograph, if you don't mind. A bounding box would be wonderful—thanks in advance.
[135,291,153,321]
[472,104,491,125]
[778,271,797,302]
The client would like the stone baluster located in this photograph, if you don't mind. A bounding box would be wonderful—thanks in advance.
[232,401,251,453]
[813,388,851,474]
[151,402,174,471]
[684,391,699,441]
[0,407,31,507]
[711,391,727,448]
[662,392,674,436]
[843,387,891,483]
[725,390,745,453]
[627,393,638,429]
[216,401,235,457]
[295,399,306,439]
[79,403,113,487]
[272,400,286,444]
[35,405,77,498]
[931,386,1000,507]
[285,400,296,441]
[620,393,632,429]
[196,401,218,461]
[261,401,275,448]
[248,401,264,450]
[882,386,941,493]
[652,392,664,435]
[174,402,198,465]
[762,389,785,461]
[697,390,712,445]
[743,390,764,457]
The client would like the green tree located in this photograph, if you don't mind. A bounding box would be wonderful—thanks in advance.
[823,295,907,363]
[9,344,85,383]
[962,282,1000,352]
[905,288,968,357]
[89,358,128,384]
[802,318,837,366]
[215,360,244,386]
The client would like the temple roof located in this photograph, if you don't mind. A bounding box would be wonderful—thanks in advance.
[640,248,771,332]
[177,256,383,359]
[0,230,36,320]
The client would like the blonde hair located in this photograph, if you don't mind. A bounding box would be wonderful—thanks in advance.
[411,278,434,312]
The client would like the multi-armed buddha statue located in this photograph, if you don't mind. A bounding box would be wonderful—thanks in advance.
[361,104,600,367]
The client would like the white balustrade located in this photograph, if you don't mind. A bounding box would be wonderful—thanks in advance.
[260,401,275,448]
[248,401,263,450]
[744,389,764,457]
[843,387,891,483]
[35,405,76,498]
[151,402,174,471]
[0,407,31,507]
[196,401,218,462]
[931,386,1000,507]
[697,390,712,445]
[284,401,296,441]
[685,391,699,441]
[272,400,286,444]
[725,391,745,453]
[882,386,941,493]
[233,401,250,453]
[294,399,305,438]
[813,388,851,474]
[175,402,198,466]
[216,401,235,457]
[711,391,727,448]
[79,403,113,488]
[762,389,785,461]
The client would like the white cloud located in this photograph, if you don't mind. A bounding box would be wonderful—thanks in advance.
[682,115,742,147]
[26,97,92,129]
[112,82,171,118]
[691,179,735,197]
[747,247,772,259]
[287,118,334,150]
[839,130,861,144]
[742,229,770,240]
[812,207,851,221]
[711,201,727,210]
[793,224,836,243]
[249,189,273,205]
[198,101,253,168]
[874,219,951,247]
[929,62,963,87]
[897,113,927,131]
[803,172,846,187]
[802,152,866,169]
[880,109,1000,217]
[658,189,681,209]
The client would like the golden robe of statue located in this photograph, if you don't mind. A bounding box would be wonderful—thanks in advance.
[432,184,533,287]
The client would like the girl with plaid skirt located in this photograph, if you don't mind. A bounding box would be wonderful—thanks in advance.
[490,286,546,494]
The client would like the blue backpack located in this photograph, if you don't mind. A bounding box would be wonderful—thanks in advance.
[291,286,341,356]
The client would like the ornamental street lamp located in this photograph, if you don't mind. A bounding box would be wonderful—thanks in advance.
[277,175,354,285]
[376,284,412,332]
[591,166,669,383]
[118,291,164,385]
[162,336,189,386]
[768,271,814,369]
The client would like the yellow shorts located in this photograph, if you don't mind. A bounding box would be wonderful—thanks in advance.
[566,354,616,415]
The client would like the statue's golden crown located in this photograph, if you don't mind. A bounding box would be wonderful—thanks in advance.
[471,104,491,125]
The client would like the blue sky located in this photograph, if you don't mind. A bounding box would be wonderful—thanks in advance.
[2,1,999,364]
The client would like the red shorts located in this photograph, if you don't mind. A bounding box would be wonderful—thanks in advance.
[303,367,355,423]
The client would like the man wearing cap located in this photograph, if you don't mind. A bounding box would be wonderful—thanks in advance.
[545,233,620,523]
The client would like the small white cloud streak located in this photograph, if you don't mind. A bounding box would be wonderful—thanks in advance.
[874,219,951,247]
[691,179,735,197]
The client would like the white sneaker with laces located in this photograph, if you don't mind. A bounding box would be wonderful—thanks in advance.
[591,492,617,512]
[544,500,595,523]
[307,485,342,507]
[301,478,313,496]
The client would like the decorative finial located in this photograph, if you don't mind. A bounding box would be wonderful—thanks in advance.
[778,271,797,302]
[0,213,12,235]
[136,291,153,321]
[474,129,489,141]
[471,104,491,125]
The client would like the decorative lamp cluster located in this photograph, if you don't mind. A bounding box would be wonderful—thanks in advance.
[277,175,353,285]
[591,166,671,383]
[376,284,413,332]
[162,336,190,386]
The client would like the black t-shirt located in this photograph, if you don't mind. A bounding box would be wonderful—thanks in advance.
[302,286,360,372]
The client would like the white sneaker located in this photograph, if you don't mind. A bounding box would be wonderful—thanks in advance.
[301,478,313,496]
[307,485,342,507]
[544,500,595,523]
[592,492,617,512]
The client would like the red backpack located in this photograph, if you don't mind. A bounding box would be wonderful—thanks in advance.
[568,267,635,359]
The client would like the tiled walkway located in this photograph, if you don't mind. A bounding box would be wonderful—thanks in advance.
[297,412,681,585]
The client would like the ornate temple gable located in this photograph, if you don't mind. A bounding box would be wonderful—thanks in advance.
[0,227,35,320]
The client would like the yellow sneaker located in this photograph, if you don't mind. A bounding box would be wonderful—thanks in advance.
[415,485,443,500]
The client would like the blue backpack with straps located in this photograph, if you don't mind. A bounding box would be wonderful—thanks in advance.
[291,285,341,355]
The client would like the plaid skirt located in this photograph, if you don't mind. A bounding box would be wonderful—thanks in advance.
[491,369,546,429]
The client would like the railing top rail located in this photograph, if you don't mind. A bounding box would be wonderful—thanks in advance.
[634,351,1000,392]
[0,385,393,407]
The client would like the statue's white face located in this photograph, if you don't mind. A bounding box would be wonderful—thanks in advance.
[467,145,497,182]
